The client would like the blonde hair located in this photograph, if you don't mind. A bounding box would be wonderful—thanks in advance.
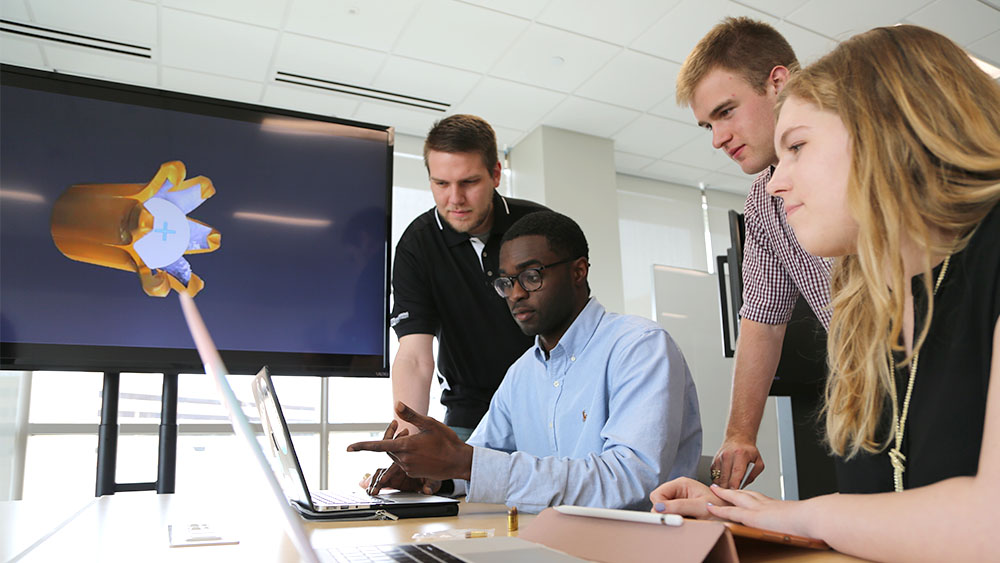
[779,25,1000,458]
[676,17,798,106]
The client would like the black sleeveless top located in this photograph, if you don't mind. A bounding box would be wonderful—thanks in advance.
[835,202,1000,493]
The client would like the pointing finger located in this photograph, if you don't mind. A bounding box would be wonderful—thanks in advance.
[347,439,405,453]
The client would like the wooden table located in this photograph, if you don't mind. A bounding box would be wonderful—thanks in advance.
[3,492,866,562]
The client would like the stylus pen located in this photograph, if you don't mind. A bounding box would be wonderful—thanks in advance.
[554,505,683,526]
[740,462,756,489]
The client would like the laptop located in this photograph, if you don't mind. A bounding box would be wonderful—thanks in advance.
[178,293,582,563]
[251,365,458,519]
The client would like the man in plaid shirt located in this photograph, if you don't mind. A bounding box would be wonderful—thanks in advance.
[675,17,832,490]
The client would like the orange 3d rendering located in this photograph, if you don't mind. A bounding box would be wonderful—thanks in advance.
[50,161,221,297]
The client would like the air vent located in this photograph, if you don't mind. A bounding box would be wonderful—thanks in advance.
[275,71,449,112]
[0,19,151,58]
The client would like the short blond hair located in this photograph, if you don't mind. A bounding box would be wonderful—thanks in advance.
[676,17,798,106]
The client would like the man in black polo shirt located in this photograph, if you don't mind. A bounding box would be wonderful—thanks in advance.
[390,114,546,440]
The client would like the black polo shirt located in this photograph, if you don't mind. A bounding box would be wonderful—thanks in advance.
[390,191,547,428]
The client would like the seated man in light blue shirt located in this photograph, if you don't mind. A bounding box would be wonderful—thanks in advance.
[349,211,701,512]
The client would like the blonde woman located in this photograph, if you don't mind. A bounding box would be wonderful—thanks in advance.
[650,25,1000,561]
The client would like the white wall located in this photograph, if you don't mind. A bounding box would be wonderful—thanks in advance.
[616,173,746,320]
[509,126,625,314]
[652,266,781,498]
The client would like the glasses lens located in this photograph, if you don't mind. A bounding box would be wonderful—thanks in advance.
[519,269,542,292]
[493,277,512,297]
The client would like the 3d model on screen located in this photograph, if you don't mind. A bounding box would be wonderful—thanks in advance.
[50,161,221,297]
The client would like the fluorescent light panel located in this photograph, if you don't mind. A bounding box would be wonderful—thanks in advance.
[233,211,332,228]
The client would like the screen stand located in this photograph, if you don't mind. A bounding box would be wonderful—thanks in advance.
[95,372,179,496]
[157,373,178,493]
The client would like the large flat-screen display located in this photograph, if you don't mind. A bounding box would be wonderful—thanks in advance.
[0,64,392,376]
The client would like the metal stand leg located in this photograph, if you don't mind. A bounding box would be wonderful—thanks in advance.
[157,373,178,494]
[95,372,120,497]
[775,396,799,501]
[96,371,181,496]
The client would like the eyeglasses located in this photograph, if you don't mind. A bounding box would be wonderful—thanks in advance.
[492,257,577,298]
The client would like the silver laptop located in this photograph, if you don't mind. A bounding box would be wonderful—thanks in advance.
[178,293,582,563]
[251,365,457,518]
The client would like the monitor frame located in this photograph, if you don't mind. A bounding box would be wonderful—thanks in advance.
[0,64,393,377]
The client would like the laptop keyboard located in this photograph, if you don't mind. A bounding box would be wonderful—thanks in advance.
[312,490,396,507]
[324,543,466,562]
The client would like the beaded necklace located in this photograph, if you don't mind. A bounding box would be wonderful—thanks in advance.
[887,255,951,492]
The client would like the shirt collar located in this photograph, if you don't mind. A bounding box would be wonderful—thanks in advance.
[532,297,604,362]
[436,191,509,248]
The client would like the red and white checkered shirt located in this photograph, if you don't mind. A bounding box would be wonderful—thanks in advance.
[740,167,832,329]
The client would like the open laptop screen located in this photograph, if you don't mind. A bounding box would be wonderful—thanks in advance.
[252,367,316,509]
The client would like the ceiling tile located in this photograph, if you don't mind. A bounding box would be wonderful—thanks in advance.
[461,0,546,19]
[160,66,263,104]
[26,0,156,46]
[490,24,620,93]
[967,30,1000,68]
[261,83,360,118]
[642,159,718,187]
[352,102,441,138]
[773,21,838,66]
[285,0,419,52]
[614,151,656,173]
[536,0,681,46]
[373,56,480,106]
[648,94,697,124]
[734,0,811,17]
[904,0,1000,46]
[575,50,678,111]
[43,43,158,86]
[162,0,287,29]
[541,97,640,138]
[786,0,935,41]
[662,136,732,172]
[702,169,751,194]
[631,0,776,63]
[274,33,386,86]
[491,125,526,149]
[612,115,702,158]
[452,77,564,131]
[0,35,45,68]
[1,0,30,20]
[393,0,529,72]
[160,9,277,81]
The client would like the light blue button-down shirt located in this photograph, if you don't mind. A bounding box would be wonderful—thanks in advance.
[461,298,701,513]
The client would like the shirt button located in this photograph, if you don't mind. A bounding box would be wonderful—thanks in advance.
[553,381,560,388]
[570,356,576,361]
[549,423,553,428]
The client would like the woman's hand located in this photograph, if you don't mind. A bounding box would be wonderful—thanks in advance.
[649,477,730,519]
[706,484,811,538]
